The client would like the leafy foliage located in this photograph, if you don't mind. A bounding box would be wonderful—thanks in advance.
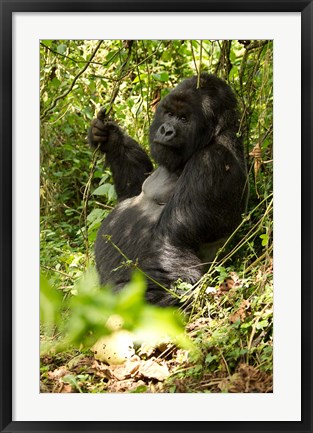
[40,269,193,354]
[40,40,273,393]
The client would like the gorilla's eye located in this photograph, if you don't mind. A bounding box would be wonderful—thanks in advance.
[167,111,174,117]
[180,116,187,123]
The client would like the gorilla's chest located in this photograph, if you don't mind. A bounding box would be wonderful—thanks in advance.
[142,166,179,205]
[108,167,179,227]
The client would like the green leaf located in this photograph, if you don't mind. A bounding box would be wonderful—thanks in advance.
[241,322,252,329]
[99,173,110,185]
[132,73,147,83]
[153,72,169,82]
[92,184,116,202]
[131,385,148,393]
[205,353,218,365]
[87,208,105,225]
[57,44,67,55]
[41,40,52,47]
[228,66,238,81]
[256,320,269,330]
[107,184,117,202]
[260,233,269,246]
[51,78,61,88]
[92,184,111,196]
[40,273,62,330]
[116,272,146,316]
[105,49,119,63]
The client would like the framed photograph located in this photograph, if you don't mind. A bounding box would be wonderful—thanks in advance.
[1,1,312,432]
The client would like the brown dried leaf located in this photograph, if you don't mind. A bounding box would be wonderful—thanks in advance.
[249,143,263,177]
[219,277,235,292]
[60,383,73,393]
[139,360,169,381]
[111,358,141,381]
[229,300,250,323]
[108,379,146,393]
[48,366,68,380]
[186,317,211,332]
[91,360,113,379]
[218,363,273,393]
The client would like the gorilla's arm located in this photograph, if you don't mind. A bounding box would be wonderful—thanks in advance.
[88,118,153,201]
[158,142,248,249]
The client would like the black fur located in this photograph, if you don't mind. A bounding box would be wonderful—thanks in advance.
[88,73,248,306]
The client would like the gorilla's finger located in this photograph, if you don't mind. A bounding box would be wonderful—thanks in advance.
[97,107,107,121]
[92,126,108,137]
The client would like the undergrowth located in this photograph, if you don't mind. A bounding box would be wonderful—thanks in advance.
[40,39,273,393]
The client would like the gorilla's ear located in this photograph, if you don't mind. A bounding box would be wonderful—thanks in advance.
[202,95,238,137]
[201,79,239,138]
[215,108,239,137]
[201,95,214,120]
[202,95,222,137]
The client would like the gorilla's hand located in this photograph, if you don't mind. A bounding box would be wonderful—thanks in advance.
[88,115,124,153]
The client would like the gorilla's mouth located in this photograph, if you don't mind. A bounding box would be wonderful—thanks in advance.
[152,140,180,149]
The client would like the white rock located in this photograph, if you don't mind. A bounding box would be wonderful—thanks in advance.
[91,330,135,365]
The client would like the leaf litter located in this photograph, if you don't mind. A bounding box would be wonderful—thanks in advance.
[40,271,273,393]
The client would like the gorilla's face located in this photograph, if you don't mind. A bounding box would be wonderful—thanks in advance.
[149,74,239,173]
[149,86,214,172]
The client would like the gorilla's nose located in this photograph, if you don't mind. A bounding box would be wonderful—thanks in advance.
[158,122,176,142]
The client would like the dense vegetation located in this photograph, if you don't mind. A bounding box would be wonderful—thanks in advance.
[40,40,273,393]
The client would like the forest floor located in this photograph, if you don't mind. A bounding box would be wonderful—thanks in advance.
[40,337,273,394]
[40,266,273,394]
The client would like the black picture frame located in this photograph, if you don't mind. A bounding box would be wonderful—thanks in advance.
[0,1,312,432]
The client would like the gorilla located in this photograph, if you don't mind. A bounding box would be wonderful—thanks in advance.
[88,73,248,306]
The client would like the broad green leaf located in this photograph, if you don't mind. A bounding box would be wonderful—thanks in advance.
[92,184,111,196]
[40,273,62,330]
[152,72,169,82]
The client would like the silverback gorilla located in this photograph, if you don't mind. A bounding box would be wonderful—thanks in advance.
[88,73,248,306]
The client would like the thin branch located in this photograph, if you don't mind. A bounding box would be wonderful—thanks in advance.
[104,40,134,117]
[40,40,103,121]
[190,41,199,75]
[40,42,104,66]
[80,143,103,266]
[104,235,181,300]
[197,40,203,88]
[41,265,74,280]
